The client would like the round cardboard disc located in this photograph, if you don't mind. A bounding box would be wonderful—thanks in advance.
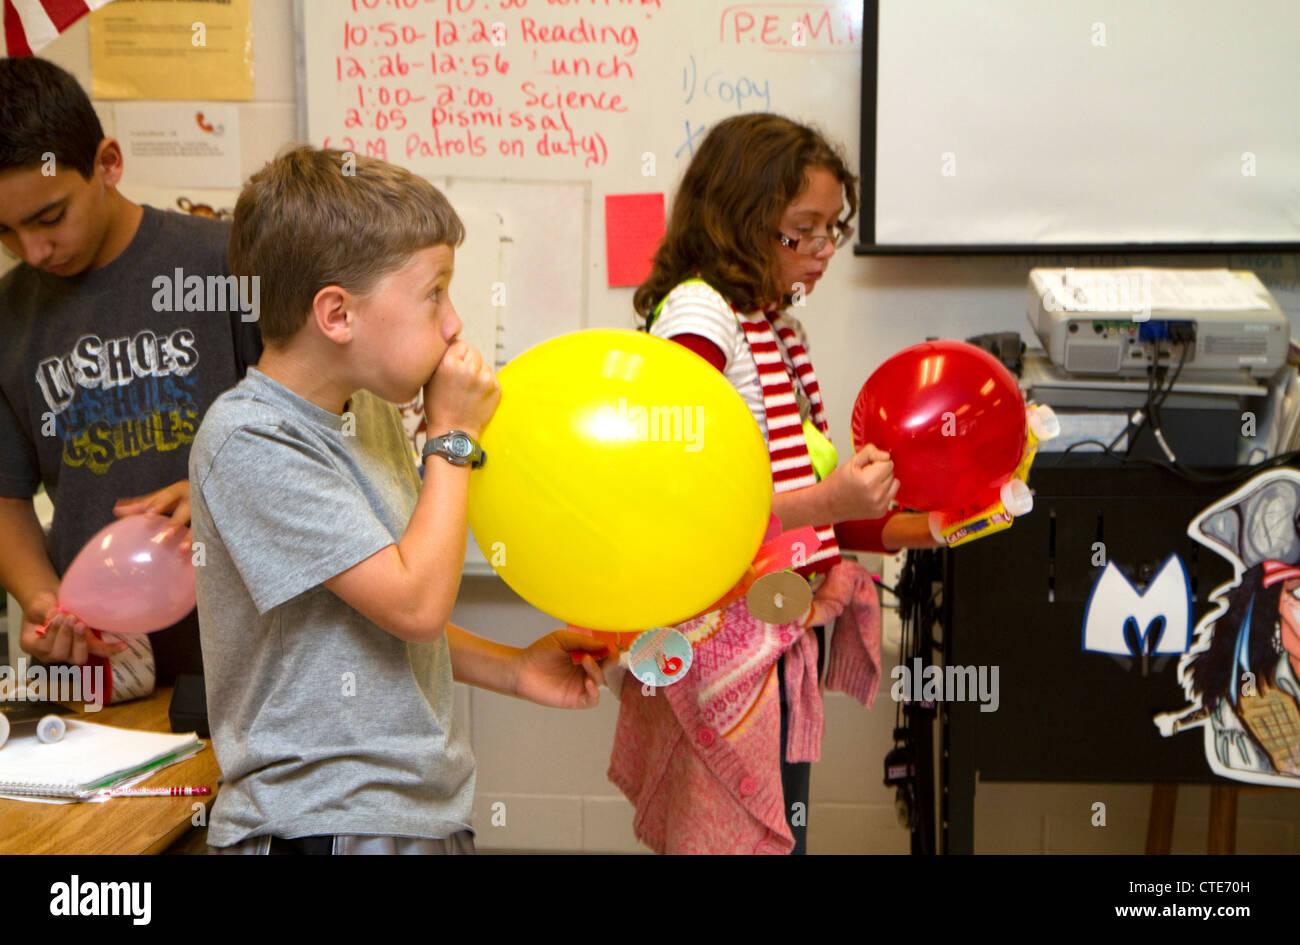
[627,627,694,688]
[746,571,813,624]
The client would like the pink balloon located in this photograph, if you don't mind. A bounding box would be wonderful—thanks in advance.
[58,514,196,634]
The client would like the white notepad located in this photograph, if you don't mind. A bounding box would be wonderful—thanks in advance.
[0,720,202,799]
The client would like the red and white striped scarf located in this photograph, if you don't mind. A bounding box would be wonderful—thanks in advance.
[3,0,114,57]
[737,309,841,575]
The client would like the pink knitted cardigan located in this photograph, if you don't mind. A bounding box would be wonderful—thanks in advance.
[607,558,882,854]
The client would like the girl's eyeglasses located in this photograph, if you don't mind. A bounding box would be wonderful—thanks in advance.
[776,223,855,255]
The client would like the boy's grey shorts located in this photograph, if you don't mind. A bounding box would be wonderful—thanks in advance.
[210,831,475,855]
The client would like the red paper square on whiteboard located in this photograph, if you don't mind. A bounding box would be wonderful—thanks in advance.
[605,193,665,287]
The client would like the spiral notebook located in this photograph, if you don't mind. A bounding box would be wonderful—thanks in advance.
[0,719,202,800]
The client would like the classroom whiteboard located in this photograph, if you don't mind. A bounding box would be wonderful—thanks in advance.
[298,0,862,184]
[865,0,1300,251]
[295,0,865,343]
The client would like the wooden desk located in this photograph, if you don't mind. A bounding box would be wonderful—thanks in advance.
[0,686,220,854]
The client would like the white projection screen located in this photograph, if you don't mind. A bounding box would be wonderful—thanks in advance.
[861,0,1300,253]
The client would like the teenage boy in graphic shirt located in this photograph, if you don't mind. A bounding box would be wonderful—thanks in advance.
[0,57,260,695]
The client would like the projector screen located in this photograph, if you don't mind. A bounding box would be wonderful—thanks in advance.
[861,0,1300,253]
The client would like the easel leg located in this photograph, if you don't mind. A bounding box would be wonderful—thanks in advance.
[1146,783,1177,855]
[1207,784,1238,855]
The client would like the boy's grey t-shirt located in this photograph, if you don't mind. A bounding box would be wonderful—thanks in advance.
[189,369,474,846]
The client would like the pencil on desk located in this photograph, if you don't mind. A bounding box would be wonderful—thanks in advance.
[105,786,210,797]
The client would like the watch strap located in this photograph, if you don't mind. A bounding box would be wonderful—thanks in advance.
[422,430,486,468]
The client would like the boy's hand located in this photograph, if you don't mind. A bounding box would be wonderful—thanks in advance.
[826,444,900,522]
[113,481,192,552]
[512,631,619,709]
[423,340,500,439]
[19,590,126,665]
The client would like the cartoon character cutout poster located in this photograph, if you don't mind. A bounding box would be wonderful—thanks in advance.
[1156,469,1300,787]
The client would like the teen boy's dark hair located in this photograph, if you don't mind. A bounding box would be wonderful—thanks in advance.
[0,57,104,178]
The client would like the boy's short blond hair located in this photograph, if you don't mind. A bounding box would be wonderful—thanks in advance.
[230,147,463,344]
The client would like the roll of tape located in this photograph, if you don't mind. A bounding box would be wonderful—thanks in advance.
[37,714,66,744]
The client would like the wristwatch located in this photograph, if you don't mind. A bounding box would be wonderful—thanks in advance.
[422,430,486,468]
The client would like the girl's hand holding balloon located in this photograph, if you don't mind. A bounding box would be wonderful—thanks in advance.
[113,480,193,553]
[824,444,900,521]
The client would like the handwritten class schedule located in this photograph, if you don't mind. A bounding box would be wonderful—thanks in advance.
[312,0,668,172]
[304,0,862,180]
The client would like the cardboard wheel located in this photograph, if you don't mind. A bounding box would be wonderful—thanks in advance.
[745,571,812,624]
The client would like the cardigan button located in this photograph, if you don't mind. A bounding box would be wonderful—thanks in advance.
[696,727,716,747]
[738,776,758,796]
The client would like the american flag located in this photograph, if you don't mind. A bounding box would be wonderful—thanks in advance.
[3,0,115,57]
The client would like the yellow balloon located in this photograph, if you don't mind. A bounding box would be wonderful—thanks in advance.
[468,329,772,631]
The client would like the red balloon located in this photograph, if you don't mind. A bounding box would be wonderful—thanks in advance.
[851,341,1026,511]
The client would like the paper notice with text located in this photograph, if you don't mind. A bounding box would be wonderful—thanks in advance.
[89,0,253,100]
[115,103,242,188]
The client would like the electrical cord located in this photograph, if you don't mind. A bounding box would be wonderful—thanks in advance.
[1147,337,1191,462]
[1121,356,1161,458]
[1083,332,1206,468]
[1059,438,1300,484]
[871,576,899,599]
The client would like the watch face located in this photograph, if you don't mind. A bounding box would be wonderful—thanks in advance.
[449,434,473,458]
